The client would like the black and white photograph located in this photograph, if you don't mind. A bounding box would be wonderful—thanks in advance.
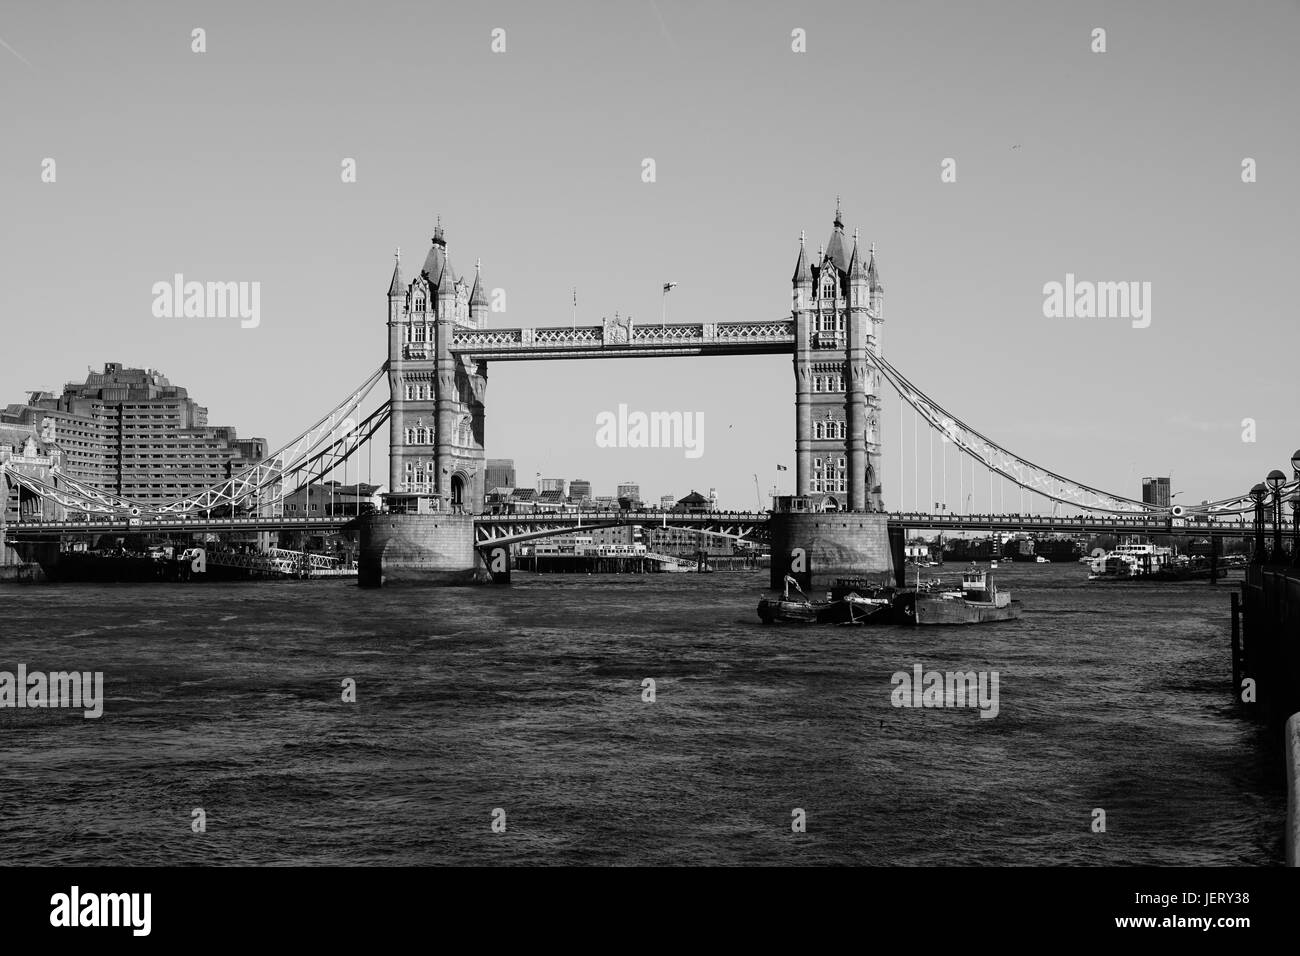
[0,0,1295,939]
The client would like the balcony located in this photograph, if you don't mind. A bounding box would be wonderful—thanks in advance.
[812,330,845,349]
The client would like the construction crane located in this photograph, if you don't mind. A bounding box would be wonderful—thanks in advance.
[754,474,763,511]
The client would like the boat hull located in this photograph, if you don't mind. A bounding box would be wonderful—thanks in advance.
[757,596,894,625]
[902,594,1023,625]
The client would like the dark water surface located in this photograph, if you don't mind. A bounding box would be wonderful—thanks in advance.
[0,564,1284,865]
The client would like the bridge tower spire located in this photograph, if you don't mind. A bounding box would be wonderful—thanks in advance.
[791,203,885,512]
[385,218,488,514]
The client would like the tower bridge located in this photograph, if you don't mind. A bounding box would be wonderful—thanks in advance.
[4,205,1296,587]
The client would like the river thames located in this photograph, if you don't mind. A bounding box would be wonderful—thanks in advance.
[0,563,1283,865]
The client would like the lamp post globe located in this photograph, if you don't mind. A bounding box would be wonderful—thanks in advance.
[1292,450,1300,566]
[1267,470,1287,561]
[1250,482,1268,564]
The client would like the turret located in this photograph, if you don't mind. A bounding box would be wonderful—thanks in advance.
[848,231,869,310]
[792,231,812,309]
[470,258,489,326]
[867,244,883,319]
[387,247,404,322]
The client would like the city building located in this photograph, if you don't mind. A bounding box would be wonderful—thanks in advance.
[540,477,567,496]
[569,479,593,504]
[659,494,675,511]
[674,490,712,513]
[1,423,64,557]
[1142,476,1171,508]
[538,525,642,554]
[485,459,516,493]
[617,482,640,502]
[1,363,266,509]
[644,525,752,557]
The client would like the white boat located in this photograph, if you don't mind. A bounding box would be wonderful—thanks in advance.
[1035,556,1050,563]
[1088,542,1174,580]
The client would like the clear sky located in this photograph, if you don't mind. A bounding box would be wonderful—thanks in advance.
[2,0,1297,511]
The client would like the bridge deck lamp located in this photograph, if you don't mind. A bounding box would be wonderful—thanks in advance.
[1250,482,1268,564]
[1292,449,1300,566]
[1267,469,1287,563]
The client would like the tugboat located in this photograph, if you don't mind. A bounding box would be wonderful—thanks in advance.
[896,565,1023,626]
[757,575,895,625]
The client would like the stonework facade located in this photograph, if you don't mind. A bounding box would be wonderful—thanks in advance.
[791,204,885,511]
[386,220,490,514]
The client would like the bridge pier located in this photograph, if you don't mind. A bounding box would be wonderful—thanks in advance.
[357,513,492,587]
[769,511,899,591]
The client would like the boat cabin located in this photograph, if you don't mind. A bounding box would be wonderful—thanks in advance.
[958,566,1012,607]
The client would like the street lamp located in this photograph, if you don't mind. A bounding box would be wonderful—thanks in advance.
[1291,449,1300,567]
[1250,482,1267,564]
[1267,469,1287,562]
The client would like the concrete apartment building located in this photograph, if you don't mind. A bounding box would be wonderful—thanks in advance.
[1,362,266,509]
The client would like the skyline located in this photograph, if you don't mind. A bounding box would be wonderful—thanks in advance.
[2,1,1297,512]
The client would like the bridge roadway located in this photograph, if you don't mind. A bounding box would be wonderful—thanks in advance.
[3,509,1270,543]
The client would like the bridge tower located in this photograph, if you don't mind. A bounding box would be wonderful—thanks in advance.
[791,202,884,512]
[385,219,489,514]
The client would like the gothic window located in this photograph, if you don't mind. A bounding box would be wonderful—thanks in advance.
[414,325,426,343]
[837,314,845,331]
[835,374,845,391]
[404,384,413,401]
[838,457,846,470]
[404,428,413,444]
[839,421,848,439]
[414,294,426,312]
[814,457,822,471]
[814,422,823,440]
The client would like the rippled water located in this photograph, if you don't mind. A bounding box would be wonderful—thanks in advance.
[0,563,1284,865]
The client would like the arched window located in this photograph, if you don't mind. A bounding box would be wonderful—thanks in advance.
[814,422,823,440]
[404,428,413,444]
[839,421,847,439]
